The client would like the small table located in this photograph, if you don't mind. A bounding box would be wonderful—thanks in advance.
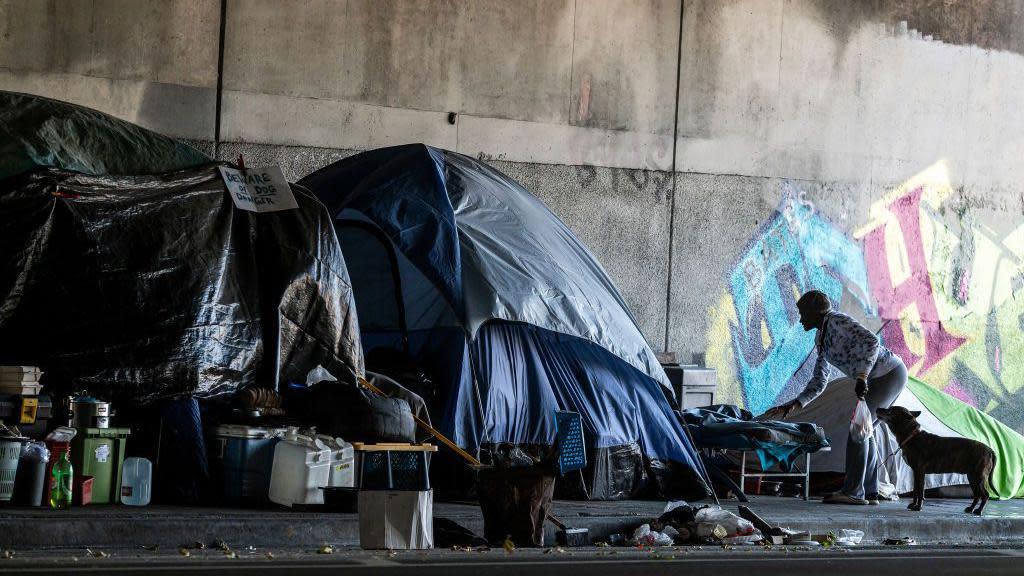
[738,446,831,500]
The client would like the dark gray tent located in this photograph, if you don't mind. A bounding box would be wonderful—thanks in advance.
[0,90,209,180]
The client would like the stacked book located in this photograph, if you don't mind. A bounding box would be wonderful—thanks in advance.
[0,366,42,396]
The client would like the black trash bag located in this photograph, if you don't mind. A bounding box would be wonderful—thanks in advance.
[309,380,415,444]
[152,398,211,505]
[658,503,707,525]
[433,517,488,548]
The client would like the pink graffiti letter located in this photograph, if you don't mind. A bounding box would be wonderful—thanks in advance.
[864,187,965,373]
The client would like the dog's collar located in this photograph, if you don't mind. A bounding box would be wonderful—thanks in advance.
[899,428,922,449]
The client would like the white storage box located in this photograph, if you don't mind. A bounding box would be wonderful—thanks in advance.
[0,368,40,382]
[0,367,43,396]
[358,490,433,550]
[0,366,41,376]
[0,382,42,396]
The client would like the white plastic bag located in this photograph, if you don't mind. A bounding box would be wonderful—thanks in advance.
[835,529,864,546]
[722,530,764,545]
[850,400,874,443]
[694,507,755,536]
[306,365,338,386]
[663,500,688,514]
[630,524,674,547]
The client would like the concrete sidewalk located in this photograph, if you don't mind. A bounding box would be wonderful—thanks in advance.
[1,496,1022,550]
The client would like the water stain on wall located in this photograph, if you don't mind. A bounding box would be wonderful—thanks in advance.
[805,0,1024,56]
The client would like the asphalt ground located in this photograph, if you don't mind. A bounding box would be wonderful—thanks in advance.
[2,544,1023,576]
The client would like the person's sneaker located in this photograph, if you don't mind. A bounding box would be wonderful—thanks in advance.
[866,493,880,505]
[822,492,868,505]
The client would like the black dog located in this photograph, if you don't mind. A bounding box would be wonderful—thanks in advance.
[876,406,996,515]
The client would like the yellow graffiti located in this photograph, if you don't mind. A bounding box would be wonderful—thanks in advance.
[706,292,744,407]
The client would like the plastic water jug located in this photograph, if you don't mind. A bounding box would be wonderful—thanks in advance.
[268,429,331,507]
[318,435,355,488]
[120,457,152,506]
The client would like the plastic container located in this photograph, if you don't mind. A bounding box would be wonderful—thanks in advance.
[268,429,331,507]
[0,438,23,502]
[357,450,431,491]
[211,425,284,505]
[120,457,152,506]
[13,441,48,506]
[318,435,355,488]
[71,427,129,504]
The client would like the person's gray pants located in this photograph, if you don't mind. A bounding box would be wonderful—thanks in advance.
[841,360,908,499]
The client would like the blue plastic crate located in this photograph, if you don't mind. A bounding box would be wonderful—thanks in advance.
[554,411,586,475]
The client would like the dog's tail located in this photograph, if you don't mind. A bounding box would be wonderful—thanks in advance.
[986,450,998,497]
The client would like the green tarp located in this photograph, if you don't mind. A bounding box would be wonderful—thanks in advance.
[908,377,1024,499]
[0,91,209,181]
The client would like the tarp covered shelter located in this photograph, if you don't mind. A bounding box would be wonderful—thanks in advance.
[793,376,1024,499]
[0,90,209,180]
[0,165,364,403]
[300,144,711,500]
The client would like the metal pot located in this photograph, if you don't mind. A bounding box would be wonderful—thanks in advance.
[71,398,110,430]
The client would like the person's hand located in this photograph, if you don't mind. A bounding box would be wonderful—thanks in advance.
[762,400,798,421]
[855,378,868,400]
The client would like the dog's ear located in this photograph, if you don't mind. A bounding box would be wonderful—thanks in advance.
[910,411,921,418]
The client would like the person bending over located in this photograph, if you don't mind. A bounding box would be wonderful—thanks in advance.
[763,290,907,505]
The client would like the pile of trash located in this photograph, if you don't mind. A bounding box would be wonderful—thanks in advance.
[629,502,762,546]
[621,502,865,548]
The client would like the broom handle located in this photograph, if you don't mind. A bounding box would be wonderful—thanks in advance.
[359,376,483,468]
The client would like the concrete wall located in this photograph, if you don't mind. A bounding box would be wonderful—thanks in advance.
[4,0,1024,430]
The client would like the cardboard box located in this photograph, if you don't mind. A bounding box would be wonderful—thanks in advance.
[358,490,433,550]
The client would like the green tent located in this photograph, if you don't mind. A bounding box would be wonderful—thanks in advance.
[908,377,1024,499]
[0,91,209,180]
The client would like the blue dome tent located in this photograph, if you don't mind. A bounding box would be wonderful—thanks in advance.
[300,144,711,500]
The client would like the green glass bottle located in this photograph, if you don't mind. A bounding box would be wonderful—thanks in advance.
[49,450,73,509]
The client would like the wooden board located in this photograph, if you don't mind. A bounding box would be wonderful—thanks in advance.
[352,442,438,452]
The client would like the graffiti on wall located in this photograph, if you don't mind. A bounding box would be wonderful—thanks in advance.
[708,161,1024,432]
[706,184,872,415]
[856,161,1024,430]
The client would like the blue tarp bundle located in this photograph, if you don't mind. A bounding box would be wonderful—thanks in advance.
[300,144,712,499]
[681,405,829,473]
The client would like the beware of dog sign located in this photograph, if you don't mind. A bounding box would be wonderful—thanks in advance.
[218,166,298,213]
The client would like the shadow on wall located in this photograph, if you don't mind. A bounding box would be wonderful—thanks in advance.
[707,160,1024,434]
